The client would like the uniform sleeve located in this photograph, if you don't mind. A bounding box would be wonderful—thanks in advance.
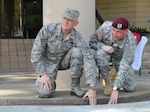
[31,25,48,76]
[113,33,136,88]
[89,33,98,50]
[89,33,104,50]
[89,21,112,50]
[96,21,112,36]
[75,33,98,85]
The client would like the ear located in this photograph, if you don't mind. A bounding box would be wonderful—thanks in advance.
[125,29,128,33]
[123,29,128,35]
[74,20,78,26]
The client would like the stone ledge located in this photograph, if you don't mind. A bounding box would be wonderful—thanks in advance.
[0,89,150,105]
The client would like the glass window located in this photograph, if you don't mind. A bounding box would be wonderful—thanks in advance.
[0,0,43,39]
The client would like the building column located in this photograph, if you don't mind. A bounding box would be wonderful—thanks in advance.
[43,0,95,91]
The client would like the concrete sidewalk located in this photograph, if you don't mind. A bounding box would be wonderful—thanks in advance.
[0,101,150,112]
[0,70,150,105]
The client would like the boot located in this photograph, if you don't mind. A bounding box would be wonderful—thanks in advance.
[109,66,117,81]
[103,75,113,96]
[102,66,117,88]
[70,78,85,98]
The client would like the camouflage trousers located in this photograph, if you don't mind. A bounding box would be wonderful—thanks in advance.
[94,49,136,91]
[36,47,84,98]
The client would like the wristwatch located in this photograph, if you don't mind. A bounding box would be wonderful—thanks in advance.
[89,85,96,90]
[113,86,118,91]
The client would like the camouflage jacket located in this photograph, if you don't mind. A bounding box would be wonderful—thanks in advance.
[31,23,97,84]
[89,21,136,88]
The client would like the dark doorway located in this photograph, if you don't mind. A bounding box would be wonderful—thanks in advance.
[23,0,43,38]
[0,0,14,38]
[0,0,43,39]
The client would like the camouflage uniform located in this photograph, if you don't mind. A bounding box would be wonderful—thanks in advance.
[31,23,97,97]
[89,21,137,91]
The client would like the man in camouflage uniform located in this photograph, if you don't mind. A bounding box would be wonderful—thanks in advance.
[31,8,97,105]
[89,17,136,104]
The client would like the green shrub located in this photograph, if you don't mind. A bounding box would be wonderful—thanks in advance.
[129,25,149,33]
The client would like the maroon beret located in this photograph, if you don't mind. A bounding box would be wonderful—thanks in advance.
[112,17,129,30]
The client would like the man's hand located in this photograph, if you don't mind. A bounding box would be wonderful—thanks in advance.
[82,89,97,105]
[108,90,118,104]
[101,45,114,53]
[96,32,102,40]
[40,74,52,90]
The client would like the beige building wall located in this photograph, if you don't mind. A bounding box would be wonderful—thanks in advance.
[96,0,150,31]
[43,0,95,43]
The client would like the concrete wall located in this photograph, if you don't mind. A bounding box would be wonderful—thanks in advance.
[43,0,95,43]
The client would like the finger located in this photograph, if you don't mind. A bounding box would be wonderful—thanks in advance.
[42,83,45,89]
[108,100,111,104]
[89,98,94,105]
[47,81,52,89]
[45,82,50,90]
[46,80,53,90]
[112,100,115,104]
[82,93,88,99]
[90,97,97,105]
[108,98,113,104]
[112,98,117,104]
[95,99,97,105]
[88,97,92,105]
[112,48,114,53]
[42,83,47,90]
[93,98,97,105]
[97,32,101,40]
[115,98,118,104]
[48,78,53,88]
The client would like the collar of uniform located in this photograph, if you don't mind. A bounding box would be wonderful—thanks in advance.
[54,23,62,37]
[111,34,127,49]
[69,28,76,40]
[113,37,126,48]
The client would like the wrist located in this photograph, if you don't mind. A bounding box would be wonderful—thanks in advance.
[89,84,96,90]
[89,83,95,87]
[113,86,118,91]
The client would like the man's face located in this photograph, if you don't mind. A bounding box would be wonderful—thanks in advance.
[61,17,78,31]
[112,27,128,41]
